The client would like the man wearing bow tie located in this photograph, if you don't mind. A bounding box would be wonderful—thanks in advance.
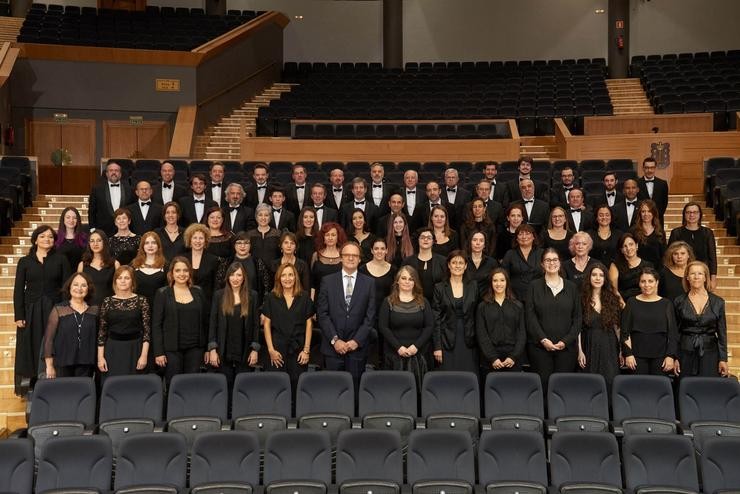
[504,156,549,206]
[128,180,162,235]
[244,163,272,209]
[340,177,379,232]
[375,193,408,238]
[309,183,338,228]
[208,162,226,206]
[178,173,217,226]
[369,162,399,216]
[284,163,309,217]
[474,179,505,231]
[268,186,296,232]
[512,179,549,233]
[550,166,577,209]
[152,161,186,206]
[326,167,352,211]
[611,179,641,232]
[415,180,442,230]
[483,162,507,204]
[637,157,668,225]
[564,188,594,232]
[89,161,133,235]
[402,170,425,230]
[222,183,256,233]
[442,167,470,226]
[590,171,623,209]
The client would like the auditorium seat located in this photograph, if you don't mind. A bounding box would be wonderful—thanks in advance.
[231,372,291,446]
[550,432,623,494]
[263,430,332,494]
[166,373,229,448]
[478,430,548,494]
[547,373,610,433]
[0,438,34,494]
[36,435,113,494]
[335,429,403,494]
[407,429,476,494]
[611,375,676,436]
[296,371,354,444]
[622,434,700,494]
[358,370,417,441]
[484,372,545,432]
[699,436,740,494]
[678,376,740,453]
[421,371,480,441]
[114,432,188,494]
[189,431,261,494]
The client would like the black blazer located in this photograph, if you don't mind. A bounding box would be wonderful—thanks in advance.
[152,181,187,206]
[637,177,669,222]
[284,182,310,217]
[442,187,470,227]
[513,199,550,233]
[223,204,256,234]
[368,181,400,216]
[128,201,163,235]
[566,208,595,232]
[178,195,218,226]
[311,204,339,228]
[432,279,479,351]
[484,200,506,231]
[244,182,274,210]
[340,200,379,233]
[590,190,623,209]
[549,185,576,209]
[325,185,353,211]
[611,199,641,233]
[151,285,209,356]
[504,179,549,206]
[269,208,297,233]
[489,179,507,205]
[207,288,260,359]
[88,181,134,235]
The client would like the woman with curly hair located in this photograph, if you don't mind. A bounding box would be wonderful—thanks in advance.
[578,262,622,386]
[310,221,347,298]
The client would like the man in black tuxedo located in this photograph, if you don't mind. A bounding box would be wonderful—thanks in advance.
[268,187,296,232]
[368,162,399,216]
[128,180,162,235]
[178,173,217,226]
[375,193,408,238]
[317,242,376,390]
[89,161,134,235]
[340,177,379,233]
[284,163,310,217]
[326,167,352,211]
[244,163,272,210]
[309,183,338,228]
[483,161,507,204]
[504,156,549,206]
[152,161,187,206]
[512,179,549,233]
[402,171,427,231]
[637,157,669,225]
[611,179,641,232]
[550,166,577,209]
[442,167,471,227]
[208,162,226,207]
[590,171,623,209]
[223,183,256,233]
[474,179,505,231]
[564,188,594,232]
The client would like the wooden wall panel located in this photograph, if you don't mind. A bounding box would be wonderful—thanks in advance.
[584,114,714,136]
[103,120,170,160]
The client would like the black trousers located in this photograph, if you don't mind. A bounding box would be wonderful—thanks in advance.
[679,348,720,377]
[527,344,577,391]
[324,353,366,393]
[633,356,666,375]
[165,347,204,385]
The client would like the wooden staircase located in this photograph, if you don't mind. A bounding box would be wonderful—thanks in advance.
[606,78,654,115]
[520,136,560,160]
[0,16,22,43]
[192,82,294,160]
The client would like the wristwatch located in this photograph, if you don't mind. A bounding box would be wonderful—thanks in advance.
[331,336,339,345]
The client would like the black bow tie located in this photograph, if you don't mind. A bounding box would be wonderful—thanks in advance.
[447,187,457,193]
[355,201,365,206]
[627,201,636,207]
[314,204,324,209]
[140,202,150,207]
[570,208,581,213]
[564,186,573,190]
[194,199,205,204]
[333,188,343,193]
[229,206,240,212]
[257,185,267,190]
[644,178,654,182]
[110,183,120,188]
[607,192,615,197]
[273,208,282,214]
[406,190,415,194]
[296,185,305,189]
[524,199,534,204]
[162,183,172,189]
[373,184,383,188]
[211,183,222,188]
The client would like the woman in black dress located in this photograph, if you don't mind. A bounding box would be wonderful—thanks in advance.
[577,263,621,386]
[108,208,141,266]
[465,231,498,297]
[247,203,281,270]
[402,227,447,302]
[184,223,223,304]
[501,224,543,303]
[205,206,234,260]
[156,201,186,262]
[460,198,496,256]
[432,250,479,372]
[296,207,318,266]
[429,205,459,257]
[379,265,433,383]
[674,261,729,377]
[476,267,526,372]
[97,266,151,380]
[54,207,87,272]
[78,230,120,306]
[270,232,310,293]
[660,241,694,301]
[621,267,679,376]
[539,206,573,261]
[14,225,71,394]
[668,201,718,291]
[130,232,168,308]
[526,248,582,388]
[589,205,622,269]
[207,262,260,393]
[631,200,666,268]
[563,231,599,290]
[496,204,525,261]
[262,263,315,392]
[44,272,98,379]
[310,222,346,298]
[359,237,397,366]
[609,232,653,307]
[349,208,376,263]
[385,213,414,269]
[152,257,209,384]
[230,231,270,304]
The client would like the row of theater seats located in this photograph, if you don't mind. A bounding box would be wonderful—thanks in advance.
[630,50,740,127]
[18,3,264,50]
[292,121,512,140]
[3,428,738,494]
[704,156,740,238]
[0,156,32,235]
[0,1,8,17]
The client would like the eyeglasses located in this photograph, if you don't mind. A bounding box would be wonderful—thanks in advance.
[341,253,360,259]
[418,235,433,240]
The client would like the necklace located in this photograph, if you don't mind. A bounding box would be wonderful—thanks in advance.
[73,309,86,347]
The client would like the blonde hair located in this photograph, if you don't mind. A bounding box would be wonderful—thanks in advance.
[272,263,303,298]
[130,232,166,269]
[184,223,210,249]
[682,261,710,292]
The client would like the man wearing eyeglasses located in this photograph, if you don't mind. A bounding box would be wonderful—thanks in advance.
[317,242,376,390]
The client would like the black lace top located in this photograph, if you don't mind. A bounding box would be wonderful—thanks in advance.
[97,295,151,345]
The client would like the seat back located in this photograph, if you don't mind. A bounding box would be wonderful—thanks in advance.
[623,434,699,493]
[190,431,260,488]
[36,435,113,492]
[679,377,740,424]
[295,371,355,417]
[484,372,544,419]
[263,430,332,485]
[114,433,188,490]
[0,438,33,494]
[407,430,475,485]
[699,436,740,494]
[547,373,609,420]
[232,372,292,418]
[166,373,228,421]
[612,375,675,423]
[421,371,480,417]
[358,370,417,416]
[99,374,163,422]
[29,377,96,426]
[335,429,403,485]
[550,432,622,489]
[477,430,548,487]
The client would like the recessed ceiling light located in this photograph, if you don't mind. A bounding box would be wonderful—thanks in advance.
[594,9,605,14]
[294,14,304,19]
